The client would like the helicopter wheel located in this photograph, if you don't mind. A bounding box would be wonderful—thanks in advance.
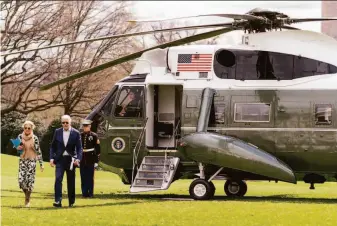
[189,179,215,200]
[209,181,216,194]
[224,179,247,197]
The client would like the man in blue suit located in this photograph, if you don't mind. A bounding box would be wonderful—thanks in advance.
[50,115,82,207]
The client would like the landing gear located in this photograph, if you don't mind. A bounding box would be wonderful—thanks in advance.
[189,164,221,200]
[224,179,247,197]
[189,179,215,200]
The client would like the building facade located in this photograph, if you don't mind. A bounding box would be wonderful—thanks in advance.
[321,1,337,39]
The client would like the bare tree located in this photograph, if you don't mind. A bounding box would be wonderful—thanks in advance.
[1,1,72,115]
[1,1,139,118]
[46,1,139,117]
[142,21,220,47]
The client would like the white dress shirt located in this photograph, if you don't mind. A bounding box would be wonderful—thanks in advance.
[63,127,71,156]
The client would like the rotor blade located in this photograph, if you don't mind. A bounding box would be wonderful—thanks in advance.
[2,23,233,57]
[129,13,264,23]
[281,26,300,30]
[39,27,235,91]
[290,17,337,23]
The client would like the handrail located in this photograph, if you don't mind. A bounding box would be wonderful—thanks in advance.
[131,117,148,184]
[161,119,181,185]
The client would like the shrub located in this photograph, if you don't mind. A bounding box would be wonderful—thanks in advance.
[1,111,27,155]
[1,111,47,156]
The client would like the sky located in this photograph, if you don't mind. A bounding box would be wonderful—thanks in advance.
[130,1,323,44]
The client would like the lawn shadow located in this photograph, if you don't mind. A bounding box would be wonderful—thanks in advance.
[3,189,337,204]
[1,189,54,196]
[92,193,337,204]
[3,201,138,210]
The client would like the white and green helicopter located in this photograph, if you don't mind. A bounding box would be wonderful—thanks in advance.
[3,8,337,200]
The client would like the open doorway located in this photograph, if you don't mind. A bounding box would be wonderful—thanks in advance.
[146,85,183,149]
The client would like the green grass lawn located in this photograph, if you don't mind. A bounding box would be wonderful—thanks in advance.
[1,154,337,226]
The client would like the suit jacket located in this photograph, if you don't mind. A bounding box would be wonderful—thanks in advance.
[49,127,83,163]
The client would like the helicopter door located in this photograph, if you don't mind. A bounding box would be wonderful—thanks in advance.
[146,85,182,149]
[107,85,146,156]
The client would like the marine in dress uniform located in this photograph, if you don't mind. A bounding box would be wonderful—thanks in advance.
[80,119,101,198]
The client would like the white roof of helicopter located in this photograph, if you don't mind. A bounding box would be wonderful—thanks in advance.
[129,30,337,90]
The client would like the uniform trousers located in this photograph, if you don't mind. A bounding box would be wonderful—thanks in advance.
[80,164,95,197]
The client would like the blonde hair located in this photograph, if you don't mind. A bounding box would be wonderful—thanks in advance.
[22,120,36,130]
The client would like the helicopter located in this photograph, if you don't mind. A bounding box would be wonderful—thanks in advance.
[3,8,337,200]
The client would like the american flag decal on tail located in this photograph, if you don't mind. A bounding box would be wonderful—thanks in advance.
[177,54,213,72]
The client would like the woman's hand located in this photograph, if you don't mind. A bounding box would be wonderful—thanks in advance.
[40,166,44,172]
[17,145,23,150]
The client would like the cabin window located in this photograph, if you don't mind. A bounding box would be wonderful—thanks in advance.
[314,104,332,125]
[235,51,260,80]
[295,57,327,78]
[234,103,271,122]
[114,86,144,118]
[329,64,337,73]
[214,49,337,80]
[215,104,225,124]
[269,52,294,79]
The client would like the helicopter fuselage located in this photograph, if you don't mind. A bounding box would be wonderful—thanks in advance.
[87,30,337,187]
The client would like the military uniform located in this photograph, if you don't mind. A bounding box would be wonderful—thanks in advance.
[80,120,101,198]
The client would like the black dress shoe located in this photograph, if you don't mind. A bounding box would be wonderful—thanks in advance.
[53,202,62,207]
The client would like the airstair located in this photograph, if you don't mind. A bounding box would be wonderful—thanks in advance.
[130,155,180,192]
[130,118,181,193]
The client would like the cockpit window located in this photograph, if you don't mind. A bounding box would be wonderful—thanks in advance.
[101,86,118,116]
[114,86,144,118]
[87,85,118,134]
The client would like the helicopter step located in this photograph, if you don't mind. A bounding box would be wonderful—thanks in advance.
[130,156,180,193]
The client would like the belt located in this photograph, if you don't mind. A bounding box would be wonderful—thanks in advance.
[83,148,94,152]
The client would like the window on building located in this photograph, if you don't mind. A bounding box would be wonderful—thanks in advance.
[234,103,271,122]
[114,86,144,118]
[314,104,332,125]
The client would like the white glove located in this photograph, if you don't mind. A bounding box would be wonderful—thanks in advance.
[94,163,98,168]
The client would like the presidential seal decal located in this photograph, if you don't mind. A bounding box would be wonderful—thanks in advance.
[111,137,125,152]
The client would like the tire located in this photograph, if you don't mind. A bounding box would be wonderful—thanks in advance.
[209,181,216,198]
[224,179,247,197]
[239,180,247,196]
[209,181,216,191]
[189,179,215,200]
